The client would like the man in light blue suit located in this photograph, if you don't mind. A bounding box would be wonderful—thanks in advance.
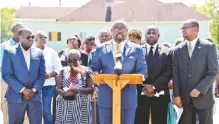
[89,20,148,124]
[2,28,46,124]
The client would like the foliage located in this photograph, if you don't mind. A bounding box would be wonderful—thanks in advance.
[191,0,219,47]
[0,8,17,43]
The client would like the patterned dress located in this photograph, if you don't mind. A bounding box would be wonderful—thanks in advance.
[55,67,91,124]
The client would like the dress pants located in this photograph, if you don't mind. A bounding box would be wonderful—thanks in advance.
[179,100,213,124]
[42,86,55,124]
[8,101,42,124]
[135,95,169,124]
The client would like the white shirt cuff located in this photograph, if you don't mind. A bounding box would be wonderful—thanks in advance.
[32,88,36,92]
[20,87,25,93]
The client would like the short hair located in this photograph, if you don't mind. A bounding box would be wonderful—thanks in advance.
[112,20,128,28]
[185,19,199,29]
[67,49,81,59]
[206,38,213,43]
[35,31,46,39]
[18,27,32,36]
[162,42,172,48]
[66,35,81,48]
[99,29,111,36]
[174,38,185,46]
[128,29,142,40]
[146,25,159,34]
[84,35,96,45]
[11,22,24,32]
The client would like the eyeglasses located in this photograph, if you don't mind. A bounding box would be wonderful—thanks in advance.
[38,36,47,39]
[67,59,78,63]
[85,41,95,46]
[113,27,127,31]
[26,35,35,40]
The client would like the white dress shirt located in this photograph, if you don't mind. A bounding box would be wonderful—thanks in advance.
[146,43,158,54]
[20,44,31,93]
[186,37,199,53]
[43,46,62,86]
[20,44,30,70]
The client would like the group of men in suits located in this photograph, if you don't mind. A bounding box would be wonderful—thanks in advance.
[88,19,218,124]
[0,18,218,124]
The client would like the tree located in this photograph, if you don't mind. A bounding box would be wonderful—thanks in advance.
[0,8,17,43]
[191,0,219,46]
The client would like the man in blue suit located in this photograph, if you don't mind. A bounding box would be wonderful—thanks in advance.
[2,27,46,124]
[89,20,147,124]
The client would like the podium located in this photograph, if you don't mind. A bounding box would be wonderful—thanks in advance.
[90,74,143,124]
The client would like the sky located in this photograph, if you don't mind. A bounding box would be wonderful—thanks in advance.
[0,0,208,8]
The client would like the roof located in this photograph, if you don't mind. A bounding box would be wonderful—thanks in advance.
[15,6,78,19]
[57,0,210,22]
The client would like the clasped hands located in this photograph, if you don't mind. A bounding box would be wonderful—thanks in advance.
[142,84,154,97]
[64,89,78,97]
[22,88,35,100]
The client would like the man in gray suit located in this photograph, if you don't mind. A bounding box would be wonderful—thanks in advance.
[172,19,218,124]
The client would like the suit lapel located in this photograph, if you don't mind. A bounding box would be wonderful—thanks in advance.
[124,41,132,56]
[17,45,28,71]
[29,47,35,72]
[191,39,202,60]
[104,41,115,66]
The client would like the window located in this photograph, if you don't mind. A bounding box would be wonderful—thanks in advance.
[49,32,61,41]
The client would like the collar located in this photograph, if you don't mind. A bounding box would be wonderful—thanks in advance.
[10,37,18,45]
[20,43,31,52]
[146,42,158,49]
[186,37,198,47]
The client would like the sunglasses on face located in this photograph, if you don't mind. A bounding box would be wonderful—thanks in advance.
[26,35,35,40]
[38,35,47,39]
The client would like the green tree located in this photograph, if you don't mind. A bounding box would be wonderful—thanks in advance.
[0,8,17,43]
[191,0,219,46]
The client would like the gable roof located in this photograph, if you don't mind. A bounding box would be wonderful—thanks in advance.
[15,6,78,19]
[57,0,210,22]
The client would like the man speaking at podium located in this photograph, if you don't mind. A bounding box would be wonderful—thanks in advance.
[88,20,147,124]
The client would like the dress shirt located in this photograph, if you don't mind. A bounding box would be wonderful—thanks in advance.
[43,46,62,86]
[20,44,31,70]
[186,37,198,53]
[146,43,158,54]
[20,44,31,93]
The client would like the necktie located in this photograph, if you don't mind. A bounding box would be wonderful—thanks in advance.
[188,42,192,57]
[116,43,121,54]
[149,46,154,56]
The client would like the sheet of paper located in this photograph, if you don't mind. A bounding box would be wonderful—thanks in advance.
[173,105,183,123]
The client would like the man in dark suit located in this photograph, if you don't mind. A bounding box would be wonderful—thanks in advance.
[2,27,46,124]
[172,19,218,124]
[134,25,172,124]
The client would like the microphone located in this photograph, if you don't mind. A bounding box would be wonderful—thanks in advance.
[114,53,123,75]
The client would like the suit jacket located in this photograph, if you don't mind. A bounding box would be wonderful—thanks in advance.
[138,44,172,98]
[2,44,46,103]
[172,39,218,109]
[89,40,147,109]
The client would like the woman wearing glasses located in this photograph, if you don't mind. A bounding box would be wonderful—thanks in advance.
[55,49,93,124]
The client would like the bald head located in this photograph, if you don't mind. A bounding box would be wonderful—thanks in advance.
[111,20,128,43]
